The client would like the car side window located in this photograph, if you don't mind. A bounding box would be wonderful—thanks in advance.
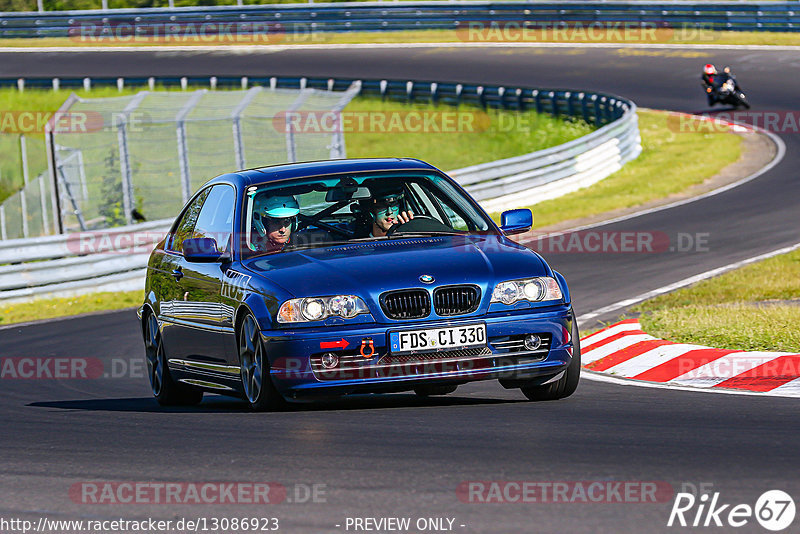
[436,200,470,231]
[408,181,471,230]
[192,185,235,253]
[168,188,211,254]
[407,182,443,223]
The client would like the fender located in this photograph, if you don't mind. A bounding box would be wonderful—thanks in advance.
[553,270,571,306]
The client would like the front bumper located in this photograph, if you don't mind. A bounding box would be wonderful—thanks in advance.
[263,305,574,398]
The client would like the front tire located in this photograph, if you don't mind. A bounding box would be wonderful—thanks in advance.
[521,313,581,401]
[239,313,286,412]
[737,93,751,109]
[143,312,203,406]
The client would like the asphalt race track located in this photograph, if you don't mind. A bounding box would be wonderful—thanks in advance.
[1,46,799,533]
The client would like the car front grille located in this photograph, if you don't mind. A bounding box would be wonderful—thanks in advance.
[433,285,481,316]
[380,289,431,319]
[379,346,492,365]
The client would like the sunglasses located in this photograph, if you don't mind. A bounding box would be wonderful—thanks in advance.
[374,204,401,217]
[266,216,295,228]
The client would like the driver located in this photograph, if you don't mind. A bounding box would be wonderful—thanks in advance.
[250,194,299,253]
[365,183,414,237]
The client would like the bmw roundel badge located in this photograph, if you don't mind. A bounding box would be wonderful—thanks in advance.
[419,274,435,284]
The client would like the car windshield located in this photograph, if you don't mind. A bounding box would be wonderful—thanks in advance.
[241,171,495,257]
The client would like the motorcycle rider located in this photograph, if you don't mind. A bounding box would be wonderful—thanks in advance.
[701,64,718,106]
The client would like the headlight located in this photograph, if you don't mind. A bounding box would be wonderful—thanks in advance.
[277,295,369,323]
[491,277,562,305]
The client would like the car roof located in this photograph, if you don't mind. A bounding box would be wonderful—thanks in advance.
[205,158,440,190]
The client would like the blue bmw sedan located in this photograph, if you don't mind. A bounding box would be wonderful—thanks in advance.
[139,158,580,410]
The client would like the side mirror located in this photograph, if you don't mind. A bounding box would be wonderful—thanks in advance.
[500,209,533,235]
[183,237,225,263]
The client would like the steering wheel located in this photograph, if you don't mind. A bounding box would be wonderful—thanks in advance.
[385,215,439,237]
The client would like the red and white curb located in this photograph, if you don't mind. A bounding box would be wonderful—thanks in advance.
[580,319,800,397]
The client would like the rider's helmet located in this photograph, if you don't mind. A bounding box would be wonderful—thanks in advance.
[703,64,717,76]
[722,66,731,74]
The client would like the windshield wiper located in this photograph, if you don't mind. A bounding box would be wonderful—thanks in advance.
[285,240,353,252]
[388,231,465,238]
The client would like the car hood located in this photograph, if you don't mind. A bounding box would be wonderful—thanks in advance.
[243,235,549,304]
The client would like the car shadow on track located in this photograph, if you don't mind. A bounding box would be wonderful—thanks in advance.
[28,394,527,413]
[28,397,251,413]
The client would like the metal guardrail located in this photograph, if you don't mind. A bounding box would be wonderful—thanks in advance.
[0,218,170,301]
[0,74,639,302]
[452,97,639,212]
[2,1,800,38]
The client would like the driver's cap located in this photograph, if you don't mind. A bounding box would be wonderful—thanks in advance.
[367,181,404,204]
[258,195,299,218]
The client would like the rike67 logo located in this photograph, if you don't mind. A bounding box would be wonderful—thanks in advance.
[668,489,795,531]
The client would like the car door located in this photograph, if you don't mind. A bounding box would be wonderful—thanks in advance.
[158,187,211,360]
[173,184,237,365]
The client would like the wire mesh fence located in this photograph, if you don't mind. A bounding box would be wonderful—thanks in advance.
[40,84,358,234]
[0,134,53,240]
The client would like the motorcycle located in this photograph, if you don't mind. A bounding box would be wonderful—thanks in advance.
[709,72,750,109]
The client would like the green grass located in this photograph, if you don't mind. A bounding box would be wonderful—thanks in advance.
[2,28,800,47]
[0,290,142,325]
[493,109,742,228]
[634,248,800,352]
[344,97,594,171]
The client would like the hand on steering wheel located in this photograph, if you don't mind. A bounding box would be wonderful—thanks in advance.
[384,211,413,237]
[386,213,437,236]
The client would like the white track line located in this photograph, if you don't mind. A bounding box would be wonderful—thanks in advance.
[576,241,800,325]
[4,43,800,53]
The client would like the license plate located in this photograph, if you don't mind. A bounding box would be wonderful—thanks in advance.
[389,324,486,354]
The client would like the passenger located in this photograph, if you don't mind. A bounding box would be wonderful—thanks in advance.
[250,194,299,253]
